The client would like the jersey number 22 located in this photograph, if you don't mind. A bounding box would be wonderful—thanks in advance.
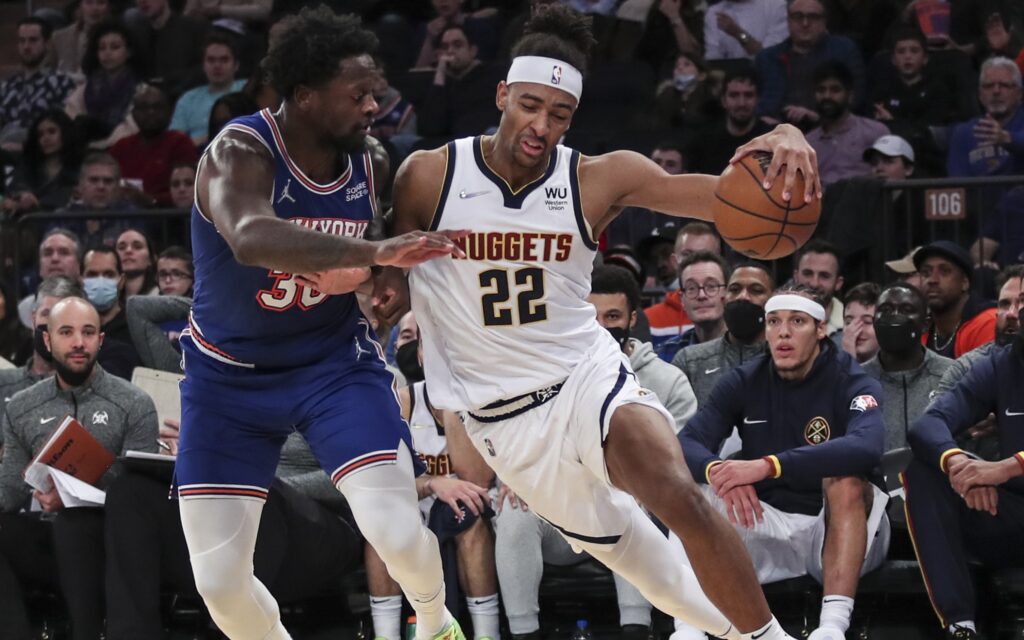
[479,267,547,326]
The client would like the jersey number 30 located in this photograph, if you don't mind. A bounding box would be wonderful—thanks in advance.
[479,268,547,326]
[257,271,328,311]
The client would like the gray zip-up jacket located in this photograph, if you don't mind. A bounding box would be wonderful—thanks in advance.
[0,366,158,511]
[861,348,953,451]
[672,334,767,408]
[628,338,697,432]
[0,356,50,446]
[126,295,190,373]
[933,342,998,398]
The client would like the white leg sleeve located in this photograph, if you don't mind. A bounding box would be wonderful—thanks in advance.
[338,442,450,638]
[579,505,736,639]
[179,497,290,640]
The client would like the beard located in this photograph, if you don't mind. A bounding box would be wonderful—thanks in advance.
[997,322,1019,346]
[816,99,844,120]
[52,351,98,387]
[334,132,368,156]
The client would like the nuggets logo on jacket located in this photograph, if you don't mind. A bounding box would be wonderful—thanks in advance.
[849,395,878,412]
[805,416,830,445]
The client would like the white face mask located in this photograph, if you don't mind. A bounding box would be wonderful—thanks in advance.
[673,73,698,92]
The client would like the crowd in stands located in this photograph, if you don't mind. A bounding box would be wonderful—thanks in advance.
[0,0,1023,639]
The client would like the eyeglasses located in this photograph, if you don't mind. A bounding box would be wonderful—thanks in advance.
[158,269,192,281]
[788,11,825,22]
[682,282,724,299]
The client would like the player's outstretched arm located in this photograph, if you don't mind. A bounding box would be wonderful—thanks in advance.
[200,131,463,273]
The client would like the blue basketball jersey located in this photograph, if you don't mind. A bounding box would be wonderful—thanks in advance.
[187,109,379,369]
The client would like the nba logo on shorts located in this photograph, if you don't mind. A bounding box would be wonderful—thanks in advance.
[551,65,562,85]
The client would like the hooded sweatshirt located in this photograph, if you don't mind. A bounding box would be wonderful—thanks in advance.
[627,338,697,432]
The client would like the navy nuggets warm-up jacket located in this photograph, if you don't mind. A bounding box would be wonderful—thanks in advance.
[909,344,1024,495]
[680,342,885,515]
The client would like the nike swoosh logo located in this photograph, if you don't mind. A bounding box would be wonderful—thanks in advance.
[40,417,56,424]
[369,598,392,605]
[752,626,772,640]
[459,189,488,199]
[705,367,721,374]
[1007,409,1024,417]
[743,417,767,425]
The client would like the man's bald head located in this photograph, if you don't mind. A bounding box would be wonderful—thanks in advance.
[49,296,101,328]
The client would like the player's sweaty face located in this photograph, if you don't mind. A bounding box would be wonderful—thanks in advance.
[497,82,576,168]
[317,54,380,153]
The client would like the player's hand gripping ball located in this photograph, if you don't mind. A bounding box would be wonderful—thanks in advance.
[712,151,821,259]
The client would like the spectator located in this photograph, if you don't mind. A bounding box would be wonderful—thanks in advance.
[652,51,721,129]
[658,251,730,362]
[50,0,111,76]
[115,228,159,297]
[948,56,1024,178]
[183,0,272,26]
[592,265,698,430]
[703,0,788,61]
[0,296,158,640]
[370,315,498,640]
[691,70,773,175]
[171,33,247,146]
[840,282,880,363]
[864,135,923,250]
[754,0,864,125]
[934,264,1023,396]
[111,83,199,206]
[57,152,135,249]
[414,0,499,68]
[676,284,888,640]
[806,62,890,186]
[673,260,774,409]
[207,91,258,143]
[863,282,953,451]
[869,27,952,129]
[901,267,1024,640]
[81,245,145,380]
[971,186,1024,268]
[104,432,363,639]
[417,25,502,139]
[793,239,845,336]
[644,222,721,351]
[605,142,689,248]
[0,18,77,149]
[64,21,143,149]
[124,246,192,371]
[2,110,82,214]
[168,162,196,210]
[0,277,83,409]
[17,228,83,328]
[916,241,998,358]
[131,0,208,96]
[637,220,684,291]
[370,60,418,145]
[0,280,32,366]
[866,134,916,181]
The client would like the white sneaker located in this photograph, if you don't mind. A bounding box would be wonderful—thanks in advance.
[669,622,708,640]
[807,627,846,640]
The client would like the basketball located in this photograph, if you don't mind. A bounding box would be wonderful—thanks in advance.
[711,151,821,260]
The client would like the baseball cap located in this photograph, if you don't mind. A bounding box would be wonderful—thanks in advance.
[863,135,915,164]
[636,219,681,257]
[913,241,973,279]
[884,246,922,274]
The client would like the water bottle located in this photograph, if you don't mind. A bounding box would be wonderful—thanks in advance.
[405,615,417,640]
[570,619,593,639]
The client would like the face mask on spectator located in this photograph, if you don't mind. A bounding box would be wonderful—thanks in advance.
[724,299,765,342]
[33,324,54,363]
[605,325,630,351]
[83,277,119,313]
[874,314,920,354]
[395,339,424,382]
[673,73,697,92]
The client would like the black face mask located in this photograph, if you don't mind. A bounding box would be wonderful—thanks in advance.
[33,325,54,363]
[875,314,921,355]
[724,299,765,342]
[52,352,96,387]
[605,325,630,351]
[395,340,424,382]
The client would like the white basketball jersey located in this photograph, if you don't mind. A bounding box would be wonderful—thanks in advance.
[410,136,605,411]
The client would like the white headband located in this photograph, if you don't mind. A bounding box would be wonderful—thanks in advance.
[506,56,583,101]
[764,294,826,322]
